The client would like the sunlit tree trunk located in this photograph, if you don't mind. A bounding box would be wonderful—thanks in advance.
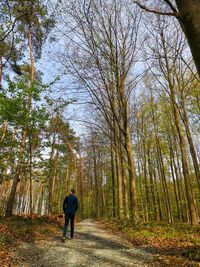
[141,123,149,223]
[37,186,44,215]
[29,134,33,218]
[48,134,56,215]
[114,131,124,219]
[110,139,117,218]
[147,148,159,221]
[0,120,8,145]
[175,144,190,222]
[175,0,200,76]
[151,103,173,223]
[152,161,162,221]
[180,97,200,189]
[169,143,181,221]
[28,22,35,219]
[158,21,199,224]
[171,148,185,221]
[5,130,26,217]
[170,88,199,224]
[93,144,100,218]
[79,157,84,218]
[120,143,129,219]
[0,57,2,86]
[65,163,70,194]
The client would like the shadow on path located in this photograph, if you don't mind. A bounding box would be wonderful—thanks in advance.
[16,220,153,267]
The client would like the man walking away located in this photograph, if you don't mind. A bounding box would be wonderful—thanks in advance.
[62,189,78,242]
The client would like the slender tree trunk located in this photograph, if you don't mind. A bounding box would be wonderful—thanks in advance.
[159,26,199,224]
[5,130,26,217]
[142,143,149,223]
[37,186,44,215]
[114,136,124,219]
[79,157,84,218]
[172,148,184,221]
[156,150,173,223]
[65,163,70,194]
[99,153,104,218]
[120,144,129,219]
[93,145,100,218]
[17,175,25,214]
[110,140,117,218]
[152,161,162,221]
[169,150,181,221]
[125,126,138,221]
[0,120,8,145]
[147,148,158,221]
[90,169,95,218]
[48,134,56,215]
[175,145,190,222]
[170,85,199,224]
[0,57,2,86]
[28,24,35,81]
[29,135,33,219]
[181,97,200,189]
[27,22,35,219]
[152,108,173,223]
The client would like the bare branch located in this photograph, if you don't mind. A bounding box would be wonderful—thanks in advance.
[0,13,28,42]
[133,1,179,18]
[163,0,178,14]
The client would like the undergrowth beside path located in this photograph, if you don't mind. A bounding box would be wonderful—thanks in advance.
[101,219,200,266]
[0,215,62,266]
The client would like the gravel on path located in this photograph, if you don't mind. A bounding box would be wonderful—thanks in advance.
[16,219,157,267]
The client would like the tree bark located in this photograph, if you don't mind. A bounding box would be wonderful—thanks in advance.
[120,143,130,219]
[0,57,2,86]
[151,101,173,223]
[147,148,158,221]
[152,161,162,221]
[125,126,138,221]
[0,120,8,145]
[175,0,200,76]
[65,163,70,194]
[110,140,117,218]
[48,134,56,215]
[114,134,124,219]
[170,86,199,224]
[27,21,34,219]
[169,147,181,221]
[93,144,100,218]
[181,97,200,189]
[5,130,26,217]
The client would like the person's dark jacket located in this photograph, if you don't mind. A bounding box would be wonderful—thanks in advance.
[63,194,78,215]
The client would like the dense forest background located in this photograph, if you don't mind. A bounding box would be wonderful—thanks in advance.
[0,0,199,226]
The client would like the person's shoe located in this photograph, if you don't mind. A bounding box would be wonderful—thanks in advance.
[62,237,66,243]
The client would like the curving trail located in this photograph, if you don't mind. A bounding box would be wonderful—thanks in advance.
[16,219,156,267]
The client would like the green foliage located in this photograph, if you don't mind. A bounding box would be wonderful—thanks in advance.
[118,221,200,245]
[0,76,49,126]
[0,234,12,247]
[182,248,200,262]
[1,0,55,59]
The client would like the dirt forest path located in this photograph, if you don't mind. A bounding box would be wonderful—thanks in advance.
[15,219,158,267]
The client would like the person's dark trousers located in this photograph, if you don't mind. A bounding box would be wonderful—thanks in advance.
[63,212,75,239]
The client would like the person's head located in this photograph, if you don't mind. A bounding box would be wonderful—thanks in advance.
[70,189,75,195]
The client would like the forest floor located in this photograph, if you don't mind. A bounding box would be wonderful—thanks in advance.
[0,216,199,267]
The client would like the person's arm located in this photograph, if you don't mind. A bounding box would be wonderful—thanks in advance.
[75,198,78,212]
[63,196,68,213]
